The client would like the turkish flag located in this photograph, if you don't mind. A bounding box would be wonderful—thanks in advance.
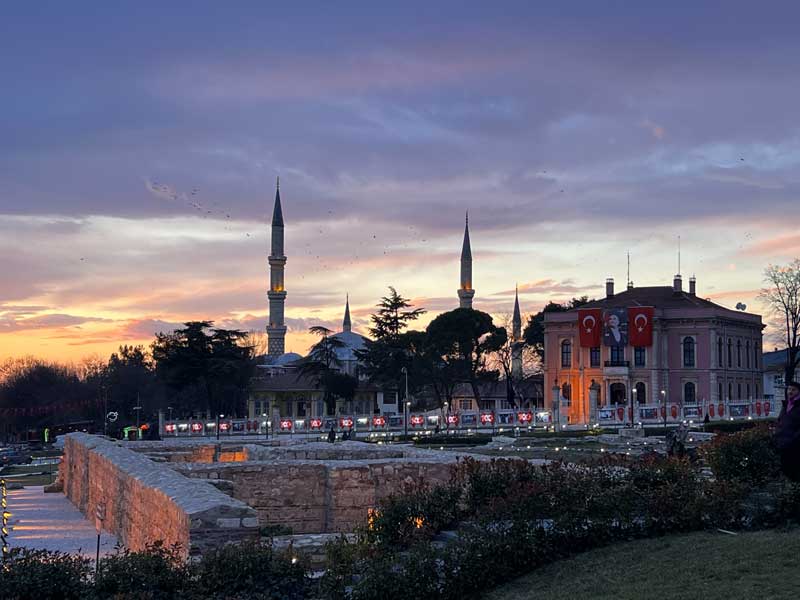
[578,309,602,347]
[628,306,654,347]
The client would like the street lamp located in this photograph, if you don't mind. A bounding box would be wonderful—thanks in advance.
[404,401,411,439]
[661,390,667,432]
[262,413,268,441]
[631,388,637,428]
[216,414,224,441]
[444,401,449,433]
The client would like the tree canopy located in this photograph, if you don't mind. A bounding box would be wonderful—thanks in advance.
[760,260,800,398]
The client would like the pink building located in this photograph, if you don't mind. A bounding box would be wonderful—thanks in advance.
[543,275,764,425]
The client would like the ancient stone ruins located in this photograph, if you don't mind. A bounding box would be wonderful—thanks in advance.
[60,433,484,555]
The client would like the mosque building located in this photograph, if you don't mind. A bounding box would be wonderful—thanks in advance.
[248,181,540,421]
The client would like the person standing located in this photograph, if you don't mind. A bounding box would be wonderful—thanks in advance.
[775,381,800,481]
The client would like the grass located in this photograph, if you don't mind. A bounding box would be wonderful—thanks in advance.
[0,463,59,486]
[484,528,800,600]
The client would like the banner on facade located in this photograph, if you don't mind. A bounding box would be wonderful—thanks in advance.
[578,308,603,347]
[602,308,628,347]
[628,306,654,347]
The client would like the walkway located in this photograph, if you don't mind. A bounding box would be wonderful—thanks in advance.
[5,486,118,558]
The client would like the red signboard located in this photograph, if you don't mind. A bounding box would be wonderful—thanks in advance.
[617,407,624,421]
[310,418,323,429]
[670,405,678,419]
[410,415,425,426]
[764,401,771,415]
[372,416,387,427]
[219,422,230,431]
[446,414,459,425]
[340,417,354,429]
[480,412,495,424]
[709,404,715,417]
[280,419,293,431]
[517,412,533,424]
[191,422,203,432]
[718,403,725,417]
[165,423,176,433]
[577,309,603,347]
[756,401,762,416]
[628,306,655,347]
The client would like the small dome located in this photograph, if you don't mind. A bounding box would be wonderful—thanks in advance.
[274,352,303,366]
[331,330,366,362]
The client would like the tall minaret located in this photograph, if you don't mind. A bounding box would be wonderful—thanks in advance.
[342,294,352,333]
[512,285,523,378]
[267,177,287,357]
[458,212,475,309]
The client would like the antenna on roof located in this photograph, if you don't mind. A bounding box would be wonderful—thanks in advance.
[678,235,681,276]
[627,252,630,287]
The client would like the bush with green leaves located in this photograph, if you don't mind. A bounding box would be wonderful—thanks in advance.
[94,541,190,599]
[1,547,92,600]
[703,425,781,485]
[192,539,310,600]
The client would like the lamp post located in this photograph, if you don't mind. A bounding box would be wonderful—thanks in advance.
[552,383,561,432]
[401,366,409,439]
[661,389,667,432]
[631,388,637,428]
[404,401,411,439]
[262,413,268,441]
[444,401,449,433]
[216,414,224,441]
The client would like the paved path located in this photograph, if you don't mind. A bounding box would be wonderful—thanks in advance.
[5,486,118,558]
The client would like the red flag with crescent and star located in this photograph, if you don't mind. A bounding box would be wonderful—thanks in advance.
[577,308,602,347]
[628,306,654,347]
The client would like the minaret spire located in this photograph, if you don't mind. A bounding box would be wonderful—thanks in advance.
[267,178,287,358]
[343,294,352,333]
[511,284,522,378]
[458,211,475,309]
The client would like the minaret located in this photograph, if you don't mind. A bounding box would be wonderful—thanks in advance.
[457,212,475,309]
[267,177,287,357]
[512,285,523,378]
[343,294,352,333]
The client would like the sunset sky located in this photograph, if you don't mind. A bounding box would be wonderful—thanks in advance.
[2,2,800,363]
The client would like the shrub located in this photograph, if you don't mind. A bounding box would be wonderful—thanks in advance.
[0,547,92,600]
[94,541,189,599]
[413,434,491,446]
[367,480,462,547]
[191,539,310,600]
[704,425,781,485]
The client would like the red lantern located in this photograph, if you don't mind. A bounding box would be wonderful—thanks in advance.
[372,416,386,428]
[670,405,678,419]
[756,402,762,416]
[709,404,715,417]
[718,403,724,416]
[617,407,624,421]
[765,401,771,415]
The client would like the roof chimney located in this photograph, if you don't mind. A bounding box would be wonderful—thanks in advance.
[689,275,696,296]
[673,274,683,293]
[606,278,615,298]
[627,280,634,291]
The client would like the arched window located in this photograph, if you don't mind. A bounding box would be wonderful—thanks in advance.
[717,338,723,367]
[737,340,742,367]
[683,337,695,367]
[635,382,646,404]
[727,339,733,367]
[684,382,696,404]
[745,341,751,369]
[561,340,572,368]
[561,382,571,406]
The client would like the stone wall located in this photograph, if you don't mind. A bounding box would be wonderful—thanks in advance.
[178,456,457,533]
[62,433,258,555]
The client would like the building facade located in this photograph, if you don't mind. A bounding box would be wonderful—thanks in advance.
[543,275,764,425]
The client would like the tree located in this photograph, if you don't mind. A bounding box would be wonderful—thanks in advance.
[357,288,426,402]
[523,296,591,362]
[151,322,256,418]
[760,260,800,402]
[298,326,350,415]
[426,308,506,408]
[101,345,159,425]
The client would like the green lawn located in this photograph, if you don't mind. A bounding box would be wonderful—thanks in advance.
[485,529,800,600]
